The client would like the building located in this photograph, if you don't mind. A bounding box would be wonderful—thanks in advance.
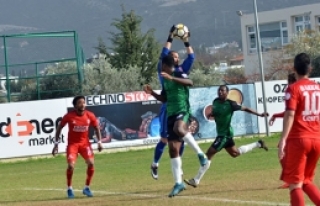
[240,3,320,77]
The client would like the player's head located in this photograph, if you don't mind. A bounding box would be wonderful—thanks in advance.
[287,73,296,85]
[218,85,229,100]
[294,53,311,76]
[169,51,179,66]
[72,95,86,112]
[162,55,175,74]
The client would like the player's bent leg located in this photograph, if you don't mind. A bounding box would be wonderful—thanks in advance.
[168,140,186,197]
[151,137,168,180]
[237,139,268,155]
[174,118,207,166]
[82,158,94,197]
[302,139,320,205]
[289,183,305,206]
[185,144,218,188]
[79,146,95,197]
[66,145,78,199]
[66,163,75,199]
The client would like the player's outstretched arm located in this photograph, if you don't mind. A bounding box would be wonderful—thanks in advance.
[157,25,176,76]
[242,106,269,117]
[180,33,195,74]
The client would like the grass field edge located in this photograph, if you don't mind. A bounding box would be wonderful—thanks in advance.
[0,133,280,164]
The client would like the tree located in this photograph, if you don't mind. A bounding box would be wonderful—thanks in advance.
[263,30,320,82]
[284,30,320,77]
[96,5,160,82]
[223,67,247,84]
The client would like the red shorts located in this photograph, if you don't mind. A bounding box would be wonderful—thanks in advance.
[66,143,94,163]
[280,138,320,184]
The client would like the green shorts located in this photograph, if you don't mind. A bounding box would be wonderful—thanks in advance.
[211,136,235,151]
[167,112,190,142]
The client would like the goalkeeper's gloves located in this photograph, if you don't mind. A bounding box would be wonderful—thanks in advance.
[183,31,191,47]
[167,25,176,43]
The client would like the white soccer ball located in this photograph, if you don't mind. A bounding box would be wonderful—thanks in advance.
[173,23,189,39]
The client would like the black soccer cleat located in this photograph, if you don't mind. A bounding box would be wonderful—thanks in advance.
[258,139,268,151]
[150,165,158,180]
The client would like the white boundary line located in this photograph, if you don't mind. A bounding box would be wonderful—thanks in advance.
[23,188,308,206]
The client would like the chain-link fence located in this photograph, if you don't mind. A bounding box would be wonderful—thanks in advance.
[0,31,85,103]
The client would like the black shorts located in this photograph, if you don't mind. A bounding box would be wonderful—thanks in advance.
[167,112,190,142]
[211,136,235,151]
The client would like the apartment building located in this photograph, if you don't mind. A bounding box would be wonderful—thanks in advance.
[240,3,320,76]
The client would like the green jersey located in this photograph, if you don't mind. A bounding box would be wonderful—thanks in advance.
[212,98,242,137]
[161,71,190,117]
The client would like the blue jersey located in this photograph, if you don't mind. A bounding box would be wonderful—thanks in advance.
[157,47,195,111]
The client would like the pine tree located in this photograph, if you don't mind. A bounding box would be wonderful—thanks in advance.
[96,4,160,81]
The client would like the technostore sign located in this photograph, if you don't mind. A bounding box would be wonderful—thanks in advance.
[0,99,68,159]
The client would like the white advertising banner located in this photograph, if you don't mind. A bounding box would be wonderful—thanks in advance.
[0,99,68,159]
[255,78,320,133]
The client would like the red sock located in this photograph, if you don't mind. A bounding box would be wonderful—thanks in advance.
[66,168,73,187]
[290,188,305,206]
[85,165,95,186]
[303,183,320,206]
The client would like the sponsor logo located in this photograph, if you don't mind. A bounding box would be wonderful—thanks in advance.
[0,113,63,146]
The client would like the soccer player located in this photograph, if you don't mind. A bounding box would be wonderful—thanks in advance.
[279,53,320,206]
[269,73,296,190]
[151,25,195,180]
[52,95,103,198]
[184,85,269,188]
[144,55,207,197]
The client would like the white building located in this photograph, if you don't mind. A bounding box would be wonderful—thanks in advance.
[240,3,320,76]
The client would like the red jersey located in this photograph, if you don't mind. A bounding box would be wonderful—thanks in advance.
[60,110,98,145]
[285,78,320,138]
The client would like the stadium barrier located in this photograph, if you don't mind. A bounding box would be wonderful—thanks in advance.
[254,77,320,133]
[0,79,318,159]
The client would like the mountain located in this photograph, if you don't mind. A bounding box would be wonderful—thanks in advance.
[0,0,318,69]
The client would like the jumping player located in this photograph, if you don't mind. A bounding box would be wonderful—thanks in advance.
[279,53,320,206]
[269,73,296,189]
[184,85,268,188]
[144,55,207,197]
[52,95,103,198]
[151,25,195,180]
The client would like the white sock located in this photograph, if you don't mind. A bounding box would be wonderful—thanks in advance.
[171,157,182,184]
[152,162,159,167]
[68,186,73,190]
[238,142,260,155]
[84,185,89,189]
[194,160,211,184]
[183,132,203,154]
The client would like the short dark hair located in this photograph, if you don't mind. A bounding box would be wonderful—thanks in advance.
[72,95,85,107]
[294,53,310,76]
[287,73,296,84]
[219,85,229,92]
[169,50,178,56]
[162,55,175,68]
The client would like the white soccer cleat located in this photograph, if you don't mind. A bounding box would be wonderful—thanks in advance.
[184,178,198,188]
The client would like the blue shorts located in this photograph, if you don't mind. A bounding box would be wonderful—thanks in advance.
[159,104,167,138]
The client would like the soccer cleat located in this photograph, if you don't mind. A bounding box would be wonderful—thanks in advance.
[168,183,186,197]
[83,187,93,197]
[67,189,75,199]
[198,153,208,166]
[151,165,158,180]
[184,178,198,188]
[278,182,289,189]
[258,139,268,151]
